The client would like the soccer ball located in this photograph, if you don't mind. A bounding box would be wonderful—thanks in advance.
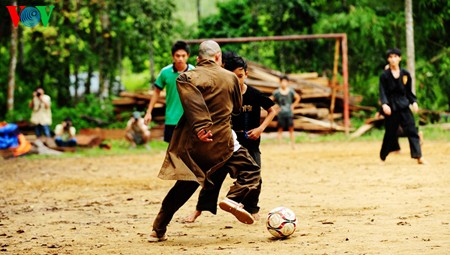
[266,207,297,238]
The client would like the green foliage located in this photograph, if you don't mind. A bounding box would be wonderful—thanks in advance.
[2,0,450,123]
[122,72,150,92]
[1,0,183,120]
[194,0,450,112]
[52,94,117,129]
[196,0,320,72]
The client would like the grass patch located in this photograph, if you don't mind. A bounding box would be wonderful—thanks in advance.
[262,124,449,144]
[25,139,168,160]
[19,124,449,160]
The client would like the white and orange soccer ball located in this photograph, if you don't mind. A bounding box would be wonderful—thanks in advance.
[266,207,297,238]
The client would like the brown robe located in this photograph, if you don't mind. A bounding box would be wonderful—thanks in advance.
[157,59,242,188]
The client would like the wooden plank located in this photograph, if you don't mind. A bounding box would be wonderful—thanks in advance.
[287,72,319,80]
[350,123,374,138]
[293,108,330,119]
[296,116,347,131]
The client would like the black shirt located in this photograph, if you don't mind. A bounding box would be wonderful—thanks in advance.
[379,68,416,111]
[232,85,275,151]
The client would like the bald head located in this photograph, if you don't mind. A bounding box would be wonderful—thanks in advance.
[198,40,222,64]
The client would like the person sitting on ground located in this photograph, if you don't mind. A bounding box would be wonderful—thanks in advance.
[54,117,77,147]
[125,111,151,149]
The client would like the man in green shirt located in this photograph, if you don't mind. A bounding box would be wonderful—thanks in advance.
[144,41,195,142]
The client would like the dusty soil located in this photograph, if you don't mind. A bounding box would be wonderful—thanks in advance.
[1,139,449,255]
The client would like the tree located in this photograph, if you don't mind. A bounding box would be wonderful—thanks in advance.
[405,0,416,93]
[7,1,18,113]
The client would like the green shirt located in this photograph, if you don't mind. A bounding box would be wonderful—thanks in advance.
[154,63,195,125]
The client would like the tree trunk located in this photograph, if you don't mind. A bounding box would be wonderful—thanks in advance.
[99,7,111,99]
[86,65,93,95]
[7,1,18,113]
[87,2,98,96]
[149,34,155,83]
[74,0,80,102]
[197,0,201,24]
[405,0,416,94]
[18,26,23,67]
[57,0,72,107]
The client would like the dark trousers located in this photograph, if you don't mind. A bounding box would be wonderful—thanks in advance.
[163,125,176,143]
[380,108,422,160]
[152,147,260,237]
[196,147,262,214]
[55,137,77,147]
[34,124,51,137]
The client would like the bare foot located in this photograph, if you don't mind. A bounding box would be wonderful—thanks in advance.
[417,157,428,165]
[183,210,202,223]
[252,213,260,222]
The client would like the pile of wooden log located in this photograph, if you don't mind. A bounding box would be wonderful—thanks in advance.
[112,61,364,134]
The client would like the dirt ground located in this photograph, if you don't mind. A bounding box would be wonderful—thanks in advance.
[1,138,449,255]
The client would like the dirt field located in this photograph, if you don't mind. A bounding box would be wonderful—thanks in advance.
[1,139,449,255]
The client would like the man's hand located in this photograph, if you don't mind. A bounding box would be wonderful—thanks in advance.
[411,102,419,113]
[382,104,391,116]
[144,112,152,125]
[197,129,213,142]
[246,127,262,140]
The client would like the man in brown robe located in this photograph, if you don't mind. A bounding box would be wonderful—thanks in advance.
[149,40,260,242]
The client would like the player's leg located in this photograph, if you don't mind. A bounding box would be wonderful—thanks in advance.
[125,131,137,148]
[241,148,262,221]
[288,116,295,149]
[184,169,228,223]
[219,147,260,224]
[399,109,423,162]
[151,180,199,241]
[42,125,51,138]
[380,112,400,161]
[277,117,285,144]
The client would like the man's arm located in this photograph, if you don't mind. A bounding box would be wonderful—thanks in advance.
[247,105,278,140]
[125,119,132,133]
[379,74,392,115]
[29,92,35,109]
[137,119,150,134]
[176,73,213,135]
[290,89,300,112]
[54,124,63,136]
[379,74,389,105]
[403,71,419,112]
[42,95,51,109]
[69,127,76,138]
[232,77,243,116]
[292,91,300,108]
[144,87,162,125]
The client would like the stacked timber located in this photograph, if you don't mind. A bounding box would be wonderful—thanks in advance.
[112,61,364,133]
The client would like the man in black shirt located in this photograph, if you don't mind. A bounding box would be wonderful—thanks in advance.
[184,52,278,223]
[379,48,426,164]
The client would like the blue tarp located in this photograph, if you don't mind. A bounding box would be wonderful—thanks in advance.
[0,123,19,149]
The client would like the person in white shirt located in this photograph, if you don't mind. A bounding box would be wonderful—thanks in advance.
[54,117,77,147]
[29,87,52,140]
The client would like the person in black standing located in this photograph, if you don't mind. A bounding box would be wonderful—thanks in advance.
[379,48,426,164]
